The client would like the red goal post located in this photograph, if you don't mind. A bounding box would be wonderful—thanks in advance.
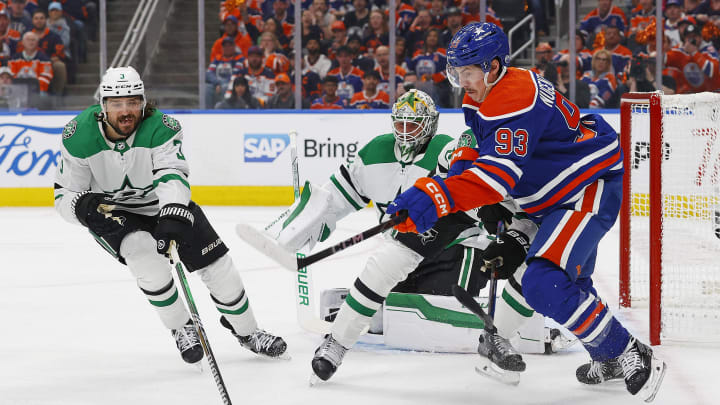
[619,91,720,346]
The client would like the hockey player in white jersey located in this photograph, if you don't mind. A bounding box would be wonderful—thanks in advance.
[54,66,287,365]
[266,89,571,383]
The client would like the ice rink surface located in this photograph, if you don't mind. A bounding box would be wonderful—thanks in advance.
[1,206,717,405]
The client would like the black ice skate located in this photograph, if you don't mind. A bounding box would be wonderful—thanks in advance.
[476,330,526,385]
[618,338,667,402]
[171,320,204,364]
[310,334,348,385]
[576,358,624,384]
[220,316,287,359]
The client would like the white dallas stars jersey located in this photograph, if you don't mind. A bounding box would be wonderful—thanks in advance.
[329,132,462,222]
[54,105,190,225]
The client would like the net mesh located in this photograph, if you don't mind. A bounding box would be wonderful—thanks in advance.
[628,93,720,342]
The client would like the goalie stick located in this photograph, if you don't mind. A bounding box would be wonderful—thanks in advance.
[169,242,233,404]
[289,130,333,335]
[235,213,407,272]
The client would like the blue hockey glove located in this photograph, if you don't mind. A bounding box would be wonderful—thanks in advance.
[386,176,454,233]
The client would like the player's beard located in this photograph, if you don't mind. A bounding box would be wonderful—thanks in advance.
[107,112,140,137]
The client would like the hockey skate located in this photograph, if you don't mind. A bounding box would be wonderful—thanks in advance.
[171,320,204,365]
[476,330,526,385]
[220,316,288,359]
[310,334,348,386]
[576,358,624,384]
[618,338,667,402]
[544,328,577,354]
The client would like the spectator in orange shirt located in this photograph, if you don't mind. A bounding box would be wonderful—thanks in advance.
[596,24,632,76]
[405,8,432,54]
[461,0,503,28]
[328,20,348,60]
[428,0,447,30]
[9,30,52,96]
[311,75,348,109]
[350,69,389,109]
[210,15,252,63]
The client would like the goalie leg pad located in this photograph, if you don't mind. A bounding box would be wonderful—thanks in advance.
[121,231,189,329]
[331,237,424,348]
[198,254,258,336]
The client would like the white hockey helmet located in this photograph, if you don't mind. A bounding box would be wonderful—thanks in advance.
[391,89,439,153]
[99,66,145,111]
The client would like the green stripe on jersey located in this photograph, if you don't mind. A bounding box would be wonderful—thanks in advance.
[357,134,397,165]
[414,134,454,171]
[385,293,484,329]
[152,173,190,190]
[330,174,363,210]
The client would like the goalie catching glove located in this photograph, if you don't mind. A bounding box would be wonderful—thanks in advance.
[386,176,455,234]
[481,229,531,279]
[154,203,194,254]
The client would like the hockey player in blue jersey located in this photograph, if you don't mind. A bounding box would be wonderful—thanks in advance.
[386,22,667,402]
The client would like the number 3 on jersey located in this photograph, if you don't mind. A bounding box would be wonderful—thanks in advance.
[495,128,528,156]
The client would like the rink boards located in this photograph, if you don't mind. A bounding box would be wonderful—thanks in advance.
[0,109,619,206]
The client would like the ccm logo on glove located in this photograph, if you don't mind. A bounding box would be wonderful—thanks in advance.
[425,182,449,215]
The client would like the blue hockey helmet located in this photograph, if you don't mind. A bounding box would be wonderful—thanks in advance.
[446,22,510,86]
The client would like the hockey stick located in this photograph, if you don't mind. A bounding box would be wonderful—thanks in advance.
[451,284,496,333]
[486,221,505,319]
[169,242,233,405]
[236,212,407,272]
[289,130,333,335]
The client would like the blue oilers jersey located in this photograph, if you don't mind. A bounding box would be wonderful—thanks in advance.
[446,68,623,220]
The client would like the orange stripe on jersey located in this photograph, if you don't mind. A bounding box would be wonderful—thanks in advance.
[580,181,599,213]
[475,162,516,189]
[541,212,586,266]
[462,93,482,110]
[524,150,620,214]
[479,68,537,119]
[572,301,606,336]
[444,170,504,212]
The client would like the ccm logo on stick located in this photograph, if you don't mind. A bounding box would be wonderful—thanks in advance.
[425,182,449,215]
[244,134,290,162]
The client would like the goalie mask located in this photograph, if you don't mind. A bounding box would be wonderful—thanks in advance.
[391,89,439,161]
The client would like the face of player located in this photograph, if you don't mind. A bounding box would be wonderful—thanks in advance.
[456,64,490,102]
[104,96,143,137]
[32,12,46,30]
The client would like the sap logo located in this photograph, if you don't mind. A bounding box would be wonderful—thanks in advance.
[244,133,290,162]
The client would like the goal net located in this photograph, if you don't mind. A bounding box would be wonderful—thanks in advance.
[619,92,720,345]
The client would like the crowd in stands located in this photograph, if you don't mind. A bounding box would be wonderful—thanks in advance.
[207,0,720,111]
[207,0,510,109]
[0,0,96,109]
[532,0,720,109]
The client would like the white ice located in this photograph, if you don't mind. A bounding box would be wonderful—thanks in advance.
[1,206,716,405]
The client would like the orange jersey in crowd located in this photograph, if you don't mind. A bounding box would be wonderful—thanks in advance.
[210,32,252,62]
[265,52,289,74]
[9,51,53,92]
[665,46,720,93]
[349,90,390,109]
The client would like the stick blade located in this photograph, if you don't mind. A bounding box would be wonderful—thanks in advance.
[235,223,297,271]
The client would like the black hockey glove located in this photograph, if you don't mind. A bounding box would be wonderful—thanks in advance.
[73,192,123,235]
[478,203,515,234]
[481,229,531,279]
[154,203,194,255]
